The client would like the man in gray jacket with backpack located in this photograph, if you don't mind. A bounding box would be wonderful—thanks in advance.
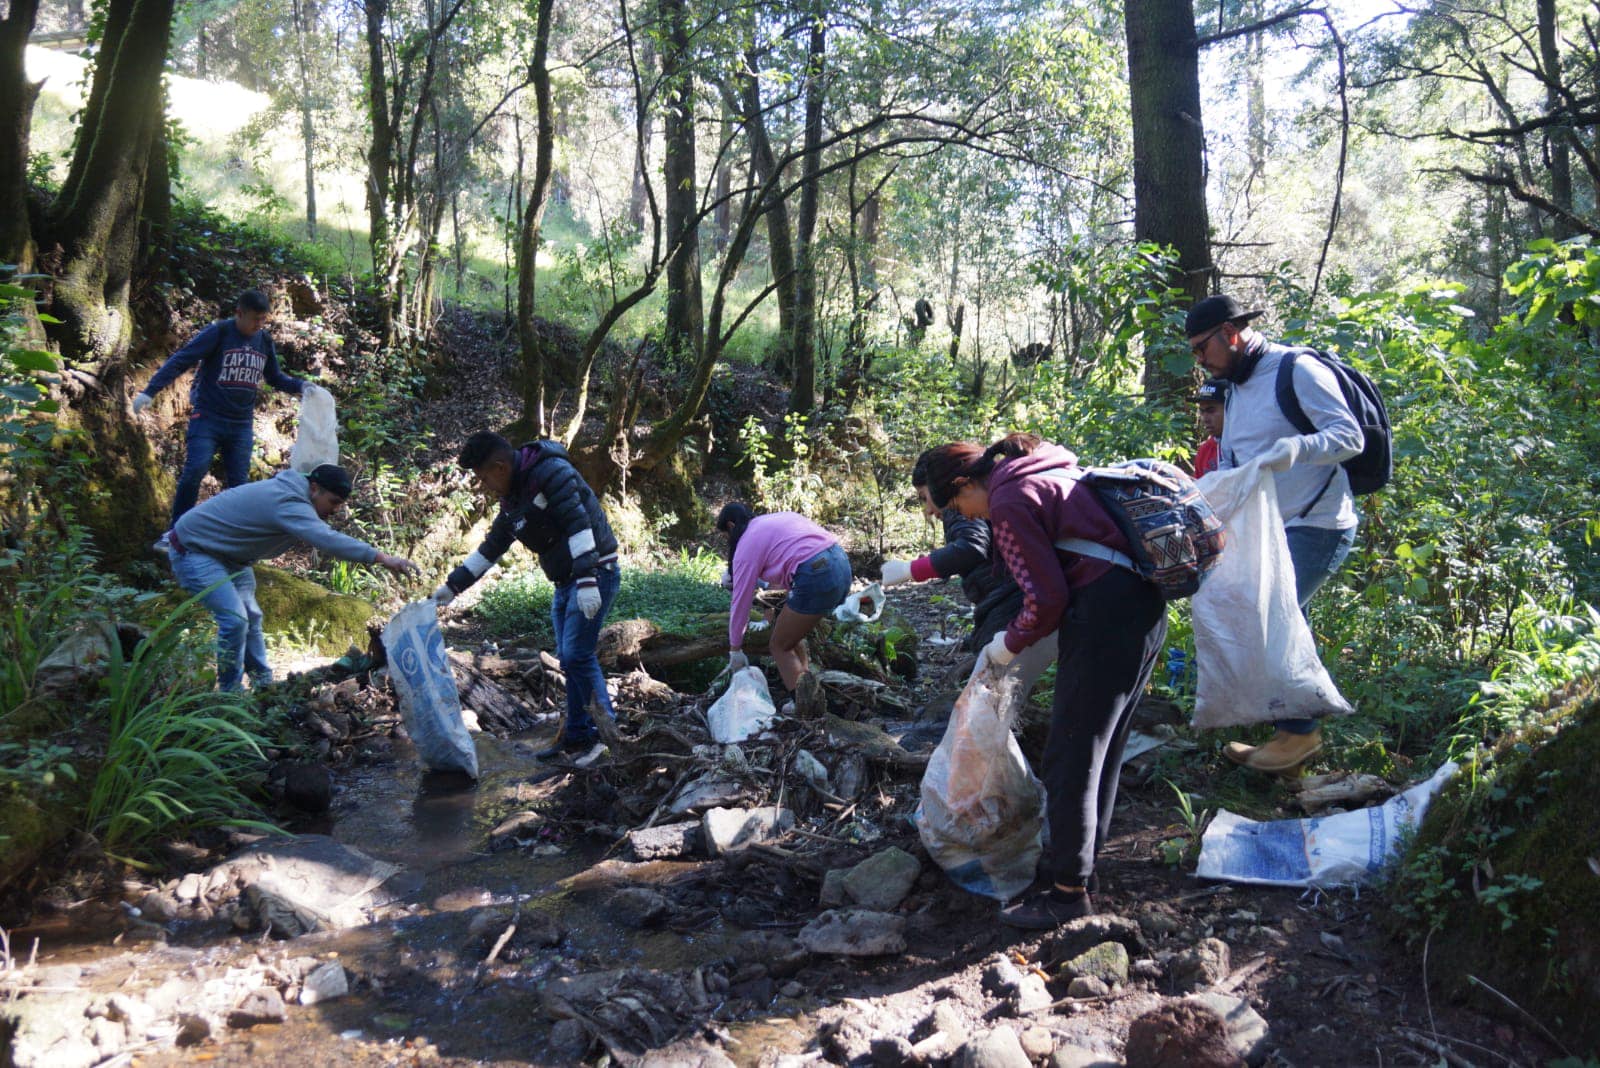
[1187,294,1367,774]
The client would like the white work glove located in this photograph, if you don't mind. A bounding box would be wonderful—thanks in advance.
[576,584,602,619]
[719,568,734,590]
[1260,437,1303,474]
[728,650,749,673]
[132,392,154,415]
[881,559,914,586]
[982,631,1017,670]
[432,584,456,607]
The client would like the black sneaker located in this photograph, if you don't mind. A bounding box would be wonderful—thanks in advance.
[535,731,601,762]
[998,887,1095,930]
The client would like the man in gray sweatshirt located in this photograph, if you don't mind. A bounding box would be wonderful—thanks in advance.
[166,464,418,691]
[1187,294,1363,774]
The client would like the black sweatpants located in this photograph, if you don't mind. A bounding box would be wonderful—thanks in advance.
[1040,567,1167,885]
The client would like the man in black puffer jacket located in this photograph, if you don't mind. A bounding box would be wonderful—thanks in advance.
[435,432,620,761]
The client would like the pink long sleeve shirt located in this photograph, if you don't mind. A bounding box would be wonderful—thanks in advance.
[728,512,839,649]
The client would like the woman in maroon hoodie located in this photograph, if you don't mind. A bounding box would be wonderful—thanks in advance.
[921,433,1168,928]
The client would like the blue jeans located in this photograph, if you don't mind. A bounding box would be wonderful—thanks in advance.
[174,415,254,522]
[553,564,621,739]
[785,544,852,615]
[169,547,270,691]
[1277,524,1357,734]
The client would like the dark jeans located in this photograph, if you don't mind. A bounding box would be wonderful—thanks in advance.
[174,414,254,522]
[167,547,269,691]
[1041,568,1167,886]
[1276,524,1357,734]
[553,564,621,740]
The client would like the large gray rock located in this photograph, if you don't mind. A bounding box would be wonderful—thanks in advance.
[609,886,671,929]
[627,821,702,860]
[1187,993,1270,1066]
[229,988,287,1027]
[701,806,795,856]
[836,847,921,911]
[957,1027,1032,1068]
[205,835,404,934]
[797,909,906,956]
[1058,941,1130,987]
[3,992,100,1068]
[1124,998,1242,1068]
[298,962,348,1005]
[1171,937,1231,993]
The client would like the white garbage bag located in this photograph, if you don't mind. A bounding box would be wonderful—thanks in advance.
[1196,762,1458,887]
[833,582,885,623]
[1192,460,1354,729]
[382,602,479,778]
[290,383,339,473]
[707,666,777,743]
[915,657,1048,901]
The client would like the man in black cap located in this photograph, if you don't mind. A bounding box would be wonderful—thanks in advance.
[1185,294,1363,773]
[165,463,418,691]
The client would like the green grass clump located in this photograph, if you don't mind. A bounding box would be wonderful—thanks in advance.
[475,549,728,644]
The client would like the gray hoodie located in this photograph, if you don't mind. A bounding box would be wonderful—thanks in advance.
[172,469,378,566]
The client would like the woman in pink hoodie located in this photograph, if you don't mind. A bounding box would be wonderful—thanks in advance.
[920,434,1167,929]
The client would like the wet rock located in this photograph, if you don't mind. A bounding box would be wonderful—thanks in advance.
[820,868,848,907]
[1019,1025,1055,1060]
[626,820,702,860]
[487,811,543,847]
[872,1034,917,1067]
[1047,914,1146,961]
[1124,998,1243,1068]
[207,835,404,933]
[1186,993,1269,1066]
[138,891,178,923]
[1171,937,1231,993]
[701,806,795,856]
[283,762,333,812]
[230,988,287,1027]
[549,1018,592,1061]
[1066,975,1110,999]
[731,930,809,977]
[609,886,672,929]
[798,909,906,956]
[1058,941,1130,987]
[957,1026,1032,1068]
[299,962,349,1005]
[837,847,921,911]
[1051,1046,1121,1068]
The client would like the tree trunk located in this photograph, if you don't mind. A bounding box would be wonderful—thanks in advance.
[48,0,175,366]
[736,44,797,372]
[0,0,42,274]
[660,0,703,362]
[788,7,826,416]
[713,96,733,251]
[1126,0,1212,402]
[363,0,396,345]
[628,35,656,232]
[293,0,319,240]
[1537,0,1573,240]
[515,0,557,437]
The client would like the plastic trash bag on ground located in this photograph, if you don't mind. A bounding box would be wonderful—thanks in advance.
[1192,460,1354,729]
[915,646,1053,901]
[834,582,885,623]
[707,666,777,743]
[1196,762,1457,887]
[382,601,479,778]
[290,383,339,473]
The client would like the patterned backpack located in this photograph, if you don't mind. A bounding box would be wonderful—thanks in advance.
[1053,459,1226,601]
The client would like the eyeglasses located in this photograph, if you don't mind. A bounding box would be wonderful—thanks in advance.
[1190,325,1225,358]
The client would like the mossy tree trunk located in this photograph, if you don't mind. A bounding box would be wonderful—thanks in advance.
[659,0,703,365]
[46,0,175,367]
[0,0,42,276]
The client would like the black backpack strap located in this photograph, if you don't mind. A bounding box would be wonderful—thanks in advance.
[1273,348,1316,435]
[1273,348,1336,520]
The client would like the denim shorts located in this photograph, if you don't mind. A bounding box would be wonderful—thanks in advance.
[786,543,852,615]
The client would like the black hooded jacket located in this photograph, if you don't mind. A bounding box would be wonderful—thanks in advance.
[445,441,618,593]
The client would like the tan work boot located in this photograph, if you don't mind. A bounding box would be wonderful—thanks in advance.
[1226,727,1322,773]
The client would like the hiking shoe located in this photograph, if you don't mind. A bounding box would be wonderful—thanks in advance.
[998,887,1094,930]
[1225,727,1322,773]
[535,731,601,762]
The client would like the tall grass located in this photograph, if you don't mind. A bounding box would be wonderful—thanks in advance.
[86,592,276,854]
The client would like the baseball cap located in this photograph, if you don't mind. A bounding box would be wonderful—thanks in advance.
[1194,379,1230,404]
[308,463,353,499]
[1185,294,1264,339]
